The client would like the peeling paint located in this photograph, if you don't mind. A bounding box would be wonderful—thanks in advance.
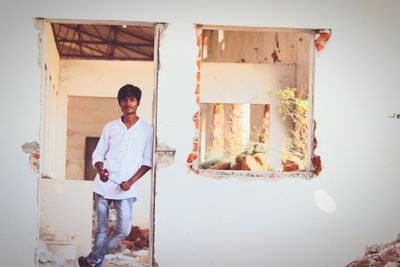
[314,29,331,52]
[186,26,202,174]
[271,49,281,63]
[22,141,40,173]
[311,121,322,176]
[198,169,314,180]
[188,26,324,180]
[155,143,176,169]
[33,18,45,68]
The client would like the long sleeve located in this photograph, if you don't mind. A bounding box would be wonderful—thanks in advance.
[142,128,153,167]
[92,125,110,168]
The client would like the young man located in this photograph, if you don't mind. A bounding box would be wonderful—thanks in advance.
[79,84,153,267]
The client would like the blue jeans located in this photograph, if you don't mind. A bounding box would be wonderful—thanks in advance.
[85,193,135,267]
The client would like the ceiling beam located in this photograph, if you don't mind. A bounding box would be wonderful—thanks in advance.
[53,23,154,60]
[61,54,152,61]
[55,38,154,47]
[118,28,154,44]
[63,24,152,57]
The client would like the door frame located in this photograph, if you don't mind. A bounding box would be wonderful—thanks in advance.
[35,17,166,267]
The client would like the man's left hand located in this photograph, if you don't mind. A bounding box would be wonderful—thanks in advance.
[120,181,132,191]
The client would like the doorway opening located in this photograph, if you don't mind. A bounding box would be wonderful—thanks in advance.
[36,18,164,267]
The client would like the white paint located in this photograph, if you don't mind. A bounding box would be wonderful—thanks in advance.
[201,63,295,104]
[40,179,93,256]
[1,1,400,267]
[41,22,61,179]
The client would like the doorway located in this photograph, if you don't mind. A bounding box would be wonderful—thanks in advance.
[36,18,164,267]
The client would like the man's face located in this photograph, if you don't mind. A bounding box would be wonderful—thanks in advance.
[119,96,140,115]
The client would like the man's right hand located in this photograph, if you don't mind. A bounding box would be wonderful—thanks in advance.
[95,161,109,182]
[99,169,109,182]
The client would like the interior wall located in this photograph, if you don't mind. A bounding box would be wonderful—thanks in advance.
[201,62,295,168]
[59,59,154,228]
[66,96,121,180]
[1,1,400,267]
[203,30,298,64]
[43,22,60,179]
[57,59,154,180]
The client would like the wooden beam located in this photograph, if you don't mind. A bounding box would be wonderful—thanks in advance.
[61,53,152,61]
[118,28,154,44]
[56,38,154,47]
[68,42,108,57]
[62,24,153,58]
[46,19,157,28]
[77,25,83,56]
[198,24,321,33]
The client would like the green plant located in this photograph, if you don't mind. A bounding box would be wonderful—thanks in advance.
[270,87,308,167]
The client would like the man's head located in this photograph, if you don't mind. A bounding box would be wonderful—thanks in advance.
[117,84,142,115]
[118,84,142,103]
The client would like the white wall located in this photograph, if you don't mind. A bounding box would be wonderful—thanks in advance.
[42,22,61,179]
[1,1,400,267]
[40,179,93,256]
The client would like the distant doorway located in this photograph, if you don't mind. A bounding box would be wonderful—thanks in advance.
[84,137,99,181]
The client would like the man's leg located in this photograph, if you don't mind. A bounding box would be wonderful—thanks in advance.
[84,193,111,266]
[85,197,135,266]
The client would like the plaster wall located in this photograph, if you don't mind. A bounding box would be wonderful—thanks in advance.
[201,62,295,168]
[42,22,61,179]
[40,179,93,256]
[0,1,399,267]
[65,96,121,180]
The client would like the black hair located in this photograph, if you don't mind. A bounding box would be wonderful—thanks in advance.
[117,84,142,102]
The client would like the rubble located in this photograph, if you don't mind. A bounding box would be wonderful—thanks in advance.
[104,251,148,267]
[107,206,150,251]
[21,141,40,172]
[38,240,75,267]
[346,234,400,267]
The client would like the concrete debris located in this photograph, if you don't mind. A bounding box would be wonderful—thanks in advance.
[346,234,400,267]
[104,252,148,267]
[40,225,75,242]
[107,207,149,251]
[39,239,148,267]
[38,240,75,267]
[21,141,40,172]
[155,143,176,169]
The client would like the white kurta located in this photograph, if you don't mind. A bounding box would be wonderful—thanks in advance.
[92,117,153,200]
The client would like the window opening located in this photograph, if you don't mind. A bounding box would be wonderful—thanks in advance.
[188,25,331,178]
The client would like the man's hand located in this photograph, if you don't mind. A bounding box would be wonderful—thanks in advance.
[120,165,151,191]
[120,181,132,191]
[99,169,109,182]
[95,161,109,182]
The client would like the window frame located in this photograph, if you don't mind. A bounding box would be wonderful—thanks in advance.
[187,24,330,179]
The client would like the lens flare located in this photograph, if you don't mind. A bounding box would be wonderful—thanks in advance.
[314,189,336,214]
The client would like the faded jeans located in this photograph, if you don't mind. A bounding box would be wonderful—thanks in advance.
[85,193,135,267]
